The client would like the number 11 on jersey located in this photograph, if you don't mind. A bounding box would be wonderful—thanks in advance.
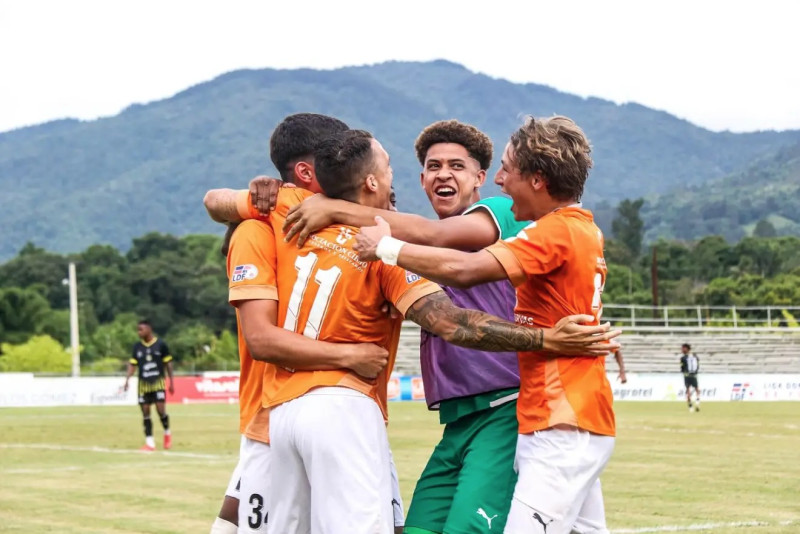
[283,252,342,339]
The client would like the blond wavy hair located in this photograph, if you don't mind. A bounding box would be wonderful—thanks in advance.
[509,116,593,201]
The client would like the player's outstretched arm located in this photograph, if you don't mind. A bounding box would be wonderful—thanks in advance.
[204,188,247,223]
[238,299,389,378]
[405,292,620,356]
[284,194,499,250]
[355,216,504,289]
[204,177,288,224]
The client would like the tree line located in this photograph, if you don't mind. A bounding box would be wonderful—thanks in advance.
[1,202,799,373]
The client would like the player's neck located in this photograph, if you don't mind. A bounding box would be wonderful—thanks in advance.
[141,335,155,345]
[534,197,580,219]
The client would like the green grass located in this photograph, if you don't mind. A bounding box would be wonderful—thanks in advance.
[0,402,798,533]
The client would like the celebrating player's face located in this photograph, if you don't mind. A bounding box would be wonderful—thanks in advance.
[495,142,535,221]
[137,323,152,340]
[421,143,485,219]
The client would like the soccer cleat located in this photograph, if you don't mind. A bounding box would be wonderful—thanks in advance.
[140,444,156,452]
[164,434,172,450]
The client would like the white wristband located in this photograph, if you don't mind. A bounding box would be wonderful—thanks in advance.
[375,236,406,266]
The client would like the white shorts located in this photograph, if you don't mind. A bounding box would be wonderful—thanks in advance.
[504,425,615,534]
[268,387,394,534]
[224,435,248,499]
[390,449,405,528]
[238,438,271,533]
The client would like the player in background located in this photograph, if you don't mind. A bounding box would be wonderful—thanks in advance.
[208,113,389,534]
[356,116,616,534]
[614,349,627,384]
[227,129,619,534]
[123,319,174,451]
[277,119,535,534]
[680,343,700,411]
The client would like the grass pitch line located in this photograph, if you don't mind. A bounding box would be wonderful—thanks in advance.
[0,442,234,460]
[614,519,796,532]
[627,425,794,440]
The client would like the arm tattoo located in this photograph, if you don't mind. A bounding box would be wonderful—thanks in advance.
[216,196,241,223]
[406,292,544,352]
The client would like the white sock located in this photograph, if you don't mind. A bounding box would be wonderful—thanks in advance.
[145,436,156,448]
[164,429,171,436]
[210,517,238,534]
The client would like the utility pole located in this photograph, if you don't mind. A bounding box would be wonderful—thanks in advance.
[68,262,80,377]
[651,247,659,323]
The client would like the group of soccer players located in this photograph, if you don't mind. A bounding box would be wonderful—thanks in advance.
[203,112,622,534]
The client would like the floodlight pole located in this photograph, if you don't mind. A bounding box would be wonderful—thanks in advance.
[68,262,80,377]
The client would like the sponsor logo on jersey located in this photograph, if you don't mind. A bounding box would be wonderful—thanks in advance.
[514,313,535,326]
[232,264,259,282]
[405,270,420,284]
[335,227,354,245]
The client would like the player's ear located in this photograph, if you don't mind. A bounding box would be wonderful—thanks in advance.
[294,161,314,187]
[531,171,546,192]
[366,174,379,193]
[475,169,487,188]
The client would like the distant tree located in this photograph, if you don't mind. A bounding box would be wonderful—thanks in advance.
[753,219,777,238]
[0,287,52,344]
[690,235,732,281]
[0,335,70,373]
[612,199,645,258]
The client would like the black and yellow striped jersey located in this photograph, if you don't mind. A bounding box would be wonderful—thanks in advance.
[130,338,172,394]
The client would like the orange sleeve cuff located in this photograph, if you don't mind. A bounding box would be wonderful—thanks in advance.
[486,242,526,287]
[394,283,444,317]
[229,285,278,304]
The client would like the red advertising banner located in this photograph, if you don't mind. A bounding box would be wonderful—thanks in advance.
[170,374,240,404]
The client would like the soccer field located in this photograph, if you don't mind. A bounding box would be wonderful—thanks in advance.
[0,402,797,533]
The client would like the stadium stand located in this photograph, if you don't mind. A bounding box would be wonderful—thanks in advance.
[394,323,800,375]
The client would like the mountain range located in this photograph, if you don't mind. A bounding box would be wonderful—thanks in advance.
[1,60,799,259]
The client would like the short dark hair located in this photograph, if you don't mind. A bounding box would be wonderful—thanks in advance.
[314,130,375,202]
[220,223,239,257]
[269,113,349,182]
[509,116,593,201]
[138,319,151,327]
[682,343,692,350]
[415,119,493,170]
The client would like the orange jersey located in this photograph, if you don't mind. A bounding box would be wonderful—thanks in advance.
[486,206,615,436]
[226,218,279,436]
[241,188,441,420]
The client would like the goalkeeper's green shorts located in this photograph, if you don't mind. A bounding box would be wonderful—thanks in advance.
[404,399,518,534]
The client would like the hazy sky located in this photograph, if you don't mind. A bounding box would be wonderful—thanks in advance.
[1,0,798,134]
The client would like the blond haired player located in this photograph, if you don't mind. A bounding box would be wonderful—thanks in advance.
[357,116,617,534]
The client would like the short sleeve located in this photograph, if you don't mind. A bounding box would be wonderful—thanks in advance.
[160,341,172,363]
[485,219,567,286]
[463,196,530,240]
[378,265,442,317]
[227,220,279,305]
[235,190,270,222]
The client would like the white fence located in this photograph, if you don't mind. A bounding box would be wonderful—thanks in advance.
[603,304,800,331]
